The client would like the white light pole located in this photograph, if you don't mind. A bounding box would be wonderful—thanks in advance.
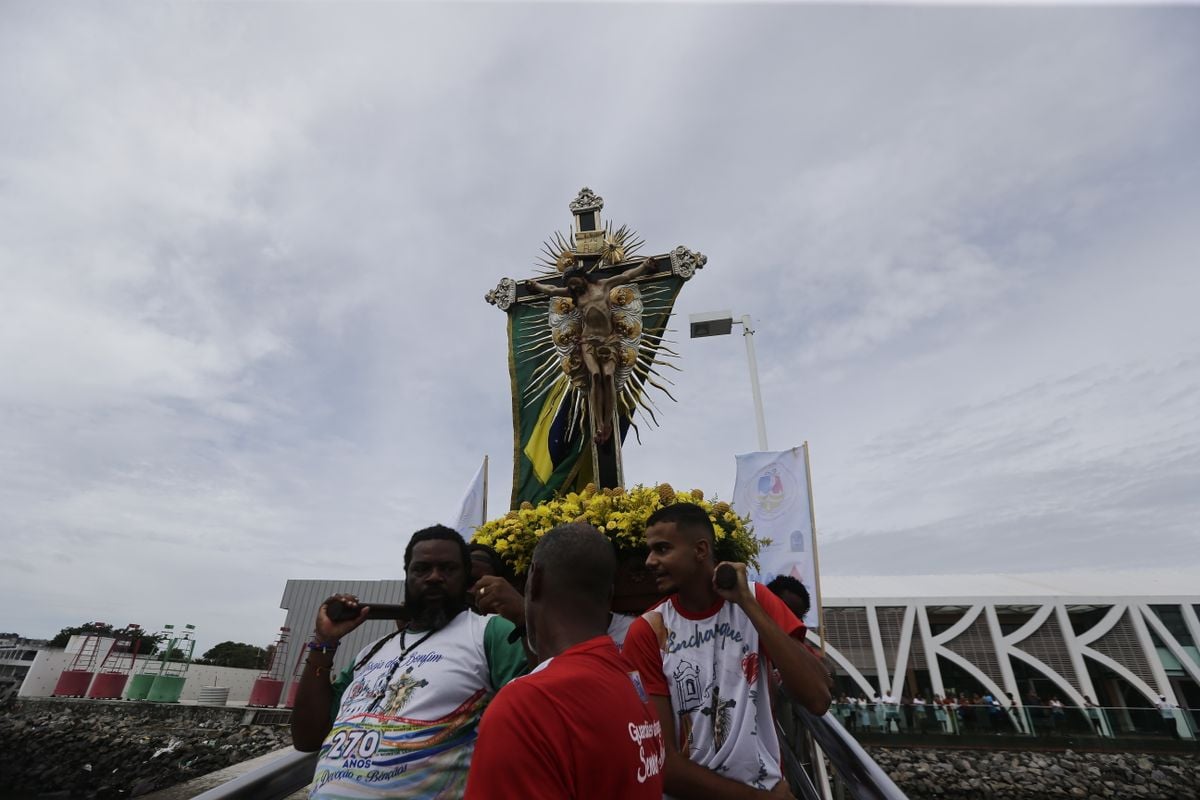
[689,310,769,451]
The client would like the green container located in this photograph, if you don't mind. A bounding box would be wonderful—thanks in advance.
[147,675,186,703]
[125,673,157,700]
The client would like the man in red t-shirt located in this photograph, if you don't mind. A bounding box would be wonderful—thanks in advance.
[623,503,831,799]
[465,522,665,799]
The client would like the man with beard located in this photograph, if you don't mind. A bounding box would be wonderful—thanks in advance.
[292,525,528,799]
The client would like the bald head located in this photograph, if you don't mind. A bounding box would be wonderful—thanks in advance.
[530,522,616,611]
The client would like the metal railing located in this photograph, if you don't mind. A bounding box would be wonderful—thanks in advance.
[189,748,317,800]
[828,702,1197,741]
[184,704,1194,799]
[784,707,910,800]
[188,713,911,800]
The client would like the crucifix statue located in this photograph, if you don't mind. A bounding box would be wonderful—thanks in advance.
[525,256,661,446]
[486,188,707,506]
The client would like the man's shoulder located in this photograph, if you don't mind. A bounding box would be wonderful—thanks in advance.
[523,648,656,719]
[639,595,678,624]
[482,611,517,635]
[526,641,625,685]
[448,608,508,642]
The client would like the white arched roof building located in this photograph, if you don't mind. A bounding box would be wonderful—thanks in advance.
[812,569,1198,734]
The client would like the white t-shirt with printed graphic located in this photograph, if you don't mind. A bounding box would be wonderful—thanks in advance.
[622,583,805,792]
[310,610,526,800]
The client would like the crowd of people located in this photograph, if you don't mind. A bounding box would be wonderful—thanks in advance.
[829,690,1182,738]
[290,501,832,799]
[831,691,1033,735]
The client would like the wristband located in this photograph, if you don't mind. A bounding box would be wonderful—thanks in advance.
[308,640,339,654]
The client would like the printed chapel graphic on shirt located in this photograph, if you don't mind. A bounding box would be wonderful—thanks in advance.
[310,611,523,800]
[623,583,806,792]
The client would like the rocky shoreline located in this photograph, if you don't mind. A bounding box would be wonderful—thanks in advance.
[866,746,1200,800]
[0,699,293,799]
[2,699,1197,799]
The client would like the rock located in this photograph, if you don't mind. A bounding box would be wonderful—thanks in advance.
[0,698,291,798]
[862,745,1199,800]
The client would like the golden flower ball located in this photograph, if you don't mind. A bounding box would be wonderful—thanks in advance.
[609,287,634,306]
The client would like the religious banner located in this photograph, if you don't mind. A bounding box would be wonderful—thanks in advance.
[732,444,821,627]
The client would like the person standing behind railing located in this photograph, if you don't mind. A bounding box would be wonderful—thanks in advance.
[1025,688,1044,735]
[912,694,928,734]
[932,695,949,733]
[858,696,873,732]
[1155,695,1179,738]
[1049,696,1067,731]
[1083,696,1103,735]
[881,691,901,733]
[1004,692,1024,734]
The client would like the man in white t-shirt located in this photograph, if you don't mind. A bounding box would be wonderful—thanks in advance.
[623,503,831,799]
[1156,695,1178,737]
[881,690,901,732]
[291,525,528,799]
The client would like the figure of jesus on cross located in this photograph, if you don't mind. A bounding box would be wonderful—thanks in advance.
[526,256,660,446]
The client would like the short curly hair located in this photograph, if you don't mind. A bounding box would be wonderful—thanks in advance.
[404,525,470,575]
[766,575,811,618]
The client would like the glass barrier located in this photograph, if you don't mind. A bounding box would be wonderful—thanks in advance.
[827,702,1196,741]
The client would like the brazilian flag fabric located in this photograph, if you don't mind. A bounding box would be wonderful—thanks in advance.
[508,274,685,509]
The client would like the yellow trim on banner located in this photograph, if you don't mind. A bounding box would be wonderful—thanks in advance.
[523,380,568,484]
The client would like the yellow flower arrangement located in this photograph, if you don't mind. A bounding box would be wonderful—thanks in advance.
[471,483,765,576]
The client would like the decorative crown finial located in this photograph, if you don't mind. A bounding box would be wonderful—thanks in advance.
[569,187,604,214]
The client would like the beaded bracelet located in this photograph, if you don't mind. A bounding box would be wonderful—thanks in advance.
[307,640,339,654]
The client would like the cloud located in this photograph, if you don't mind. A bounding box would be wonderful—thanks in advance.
[1,4,1197,651]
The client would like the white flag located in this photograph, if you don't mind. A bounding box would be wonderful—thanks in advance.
[732,445,819,627]
[453,457,487,539]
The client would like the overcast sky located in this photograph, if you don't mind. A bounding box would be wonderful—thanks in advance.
[2,2,1197,653]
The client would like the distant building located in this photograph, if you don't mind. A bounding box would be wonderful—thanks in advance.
[17,635,266,704]
[813,570,1198,738]
[0,635,50,701]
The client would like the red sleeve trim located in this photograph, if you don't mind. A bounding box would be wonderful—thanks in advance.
[621,617,669,697]
[753,582,807,639]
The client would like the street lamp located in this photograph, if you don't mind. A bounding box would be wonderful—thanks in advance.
[689,310,768,451]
